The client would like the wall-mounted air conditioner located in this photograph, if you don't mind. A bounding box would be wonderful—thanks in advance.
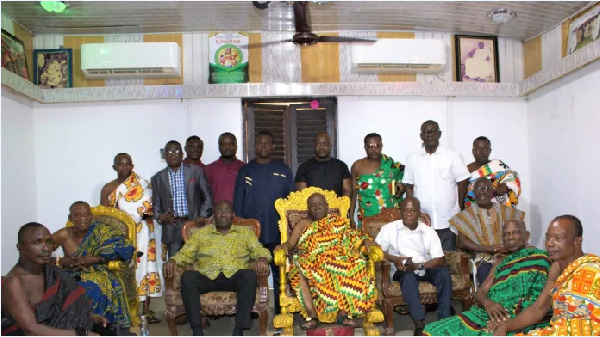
[352,39,446,73]
[81,42,181,79]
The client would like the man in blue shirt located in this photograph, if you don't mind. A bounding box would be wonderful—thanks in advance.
[233,131,294,318]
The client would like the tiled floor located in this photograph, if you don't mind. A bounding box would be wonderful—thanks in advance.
[145,298,465,336]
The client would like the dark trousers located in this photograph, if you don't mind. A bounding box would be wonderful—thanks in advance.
[166,240,183,259]
[264,243,281,315]
[393,268,452,322]
[181,270,257,332]
[435,228,457,252]
[476,262,493,287]
[164,220,186,258]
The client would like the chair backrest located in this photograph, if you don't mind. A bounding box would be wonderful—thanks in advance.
[65,205,137,247]
[275,187,350,244]
[182,217,261,243]
[362,207,431,239]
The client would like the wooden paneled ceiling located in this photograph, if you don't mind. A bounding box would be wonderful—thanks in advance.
[1,1,594,41]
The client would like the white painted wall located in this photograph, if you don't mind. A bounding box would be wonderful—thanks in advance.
[1,90,37,274]
[527,60,600,254]
[31,98,242,236]
[337,96,531,234]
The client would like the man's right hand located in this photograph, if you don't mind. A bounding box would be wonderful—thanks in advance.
[163,259,180,278]
[60,256,83,270]
[392,257,406,271]
[488,245,508,255]
[159,211,177,224]
[483,300,510,322]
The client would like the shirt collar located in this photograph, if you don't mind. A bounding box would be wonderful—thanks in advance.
[419,145,445,157]
[168,165,183,174]
[207,224,241,234]
[399,220,426,232]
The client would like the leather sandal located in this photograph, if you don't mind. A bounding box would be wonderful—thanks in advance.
[145,311,161,324]
[300,318,319,330]
[337,315,360,328]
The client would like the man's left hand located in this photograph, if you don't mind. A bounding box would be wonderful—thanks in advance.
[195,217,207,227]
[254,257,270,275]
[404,257,417,271]
[90,314,109,327]
[394,182,406,198]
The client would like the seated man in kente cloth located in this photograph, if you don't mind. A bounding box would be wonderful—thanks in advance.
[52,201,135,329]
[275,192,377,329]
[424,219,552,336]
[2,222,103,336]
[451,177,525,286]
[489,215,600,336]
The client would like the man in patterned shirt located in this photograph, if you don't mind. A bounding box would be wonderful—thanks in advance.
[163,201,271,336]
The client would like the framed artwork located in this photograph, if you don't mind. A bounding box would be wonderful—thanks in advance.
[1,29,31,81]
[33,48,73,88]
[567,4,600,55]
[455,35,499,83]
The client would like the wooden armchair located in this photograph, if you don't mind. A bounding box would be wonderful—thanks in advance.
[273,186,384,336]
[163,217,269,336]
[66,205,139,327]
[362,208,475,336]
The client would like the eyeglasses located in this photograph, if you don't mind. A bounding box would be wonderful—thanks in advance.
[166,149,182,155]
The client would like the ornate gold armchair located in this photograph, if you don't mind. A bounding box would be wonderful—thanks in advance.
[163,217,269,336]
[362,208,475,336]
[65,205,139,327]
[273,186,384,336]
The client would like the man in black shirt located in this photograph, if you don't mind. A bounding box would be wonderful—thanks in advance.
[295,133,352,197]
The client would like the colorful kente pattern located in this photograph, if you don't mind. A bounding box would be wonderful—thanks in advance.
[288,214,376,323]
[464,159,521,208]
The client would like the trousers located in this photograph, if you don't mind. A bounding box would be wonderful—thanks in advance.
[393,268,452,322]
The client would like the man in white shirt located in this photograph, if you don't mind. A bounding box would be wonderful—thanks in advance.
[375,197,452,336]
[402,120,470,251]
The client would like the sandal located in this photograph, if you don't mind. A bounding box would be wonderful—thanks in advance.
[336,315,359,328]
[145,311,161,324]
[300,318,319,330]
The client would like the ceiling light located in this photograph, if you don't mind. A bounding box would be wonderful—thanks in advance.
[40,1,69,13]
[252,1,270,10]
[488,9,517,24]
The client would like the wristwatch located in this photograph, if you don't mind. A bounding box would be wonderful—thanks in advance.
[419,263,425,270]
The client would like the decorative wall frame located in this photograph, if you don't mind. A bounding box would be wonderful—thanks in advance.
[33,48,73,88]
[1,29,30,81]
[455,35,500,83]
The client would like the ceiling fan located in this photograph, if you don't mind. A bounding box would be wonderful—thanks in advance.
[242,1,376,48]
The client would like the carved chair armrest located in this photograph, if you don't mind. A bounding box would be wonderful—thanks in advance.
[254,261,270,304]
[380,259,392,293]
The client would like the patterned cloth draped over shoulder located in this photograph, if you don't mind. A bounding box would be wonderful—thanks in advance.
[517,254,600,336]
[1,265,94,335]
[464,159,521,208]
[288,214,376,323]
[356,154,404,229]
[68,221,135,327]
[424,247,552,336]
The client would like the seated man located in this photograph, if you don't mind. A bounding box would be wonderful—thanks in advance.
[163,201,271,336]
[52,201,135,329]
[451,177,525,286]
[376,197,453,336]
[2,222,98,336]
[423,219,552,336]
[275,193,377,329]
[489,215,600,336]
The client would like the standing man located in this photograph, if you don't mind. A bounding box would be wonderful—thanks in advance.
[464,136,521,208]
[350,133,404,230]
[183,135,205,168]
[152,140,213,257]
[204,132,245,204]
[375,197,452,336]
[403,120,470,251]
[295,133,351,197]
[100,153,164,324]
[233,131,294,318]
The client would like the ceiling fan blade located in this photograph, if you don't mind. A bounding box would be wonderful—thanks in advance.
[293,1,311,33]
[317,36,377,43]
[239,39,293,49]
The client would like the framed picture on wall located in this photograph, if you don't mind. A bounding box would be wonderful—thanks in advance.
[455,35,499,83]
[1,29,31,81]
[566,4,600,55]
[33,48,73,88]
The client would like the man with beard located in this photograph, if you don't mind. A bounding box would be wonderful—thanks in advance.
[152,140,213,257]
[350,133,404,230]
[2,222,99,336]
[164,201,271,336]
[100,153,164,324]
[403,120,470,251]
[489,215,600,336]
[52,202,135,330]
[233,130,294,319]
[464,136,521,208]
[204,132,245,204]
[295,133,351,197]
[423,220,552,336]
[183,135,206,168]
[451,177,525,286]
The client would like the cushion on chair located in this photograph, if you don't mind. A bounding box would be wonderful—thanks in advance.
[168,288,263,308]
[387,274,471,297]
